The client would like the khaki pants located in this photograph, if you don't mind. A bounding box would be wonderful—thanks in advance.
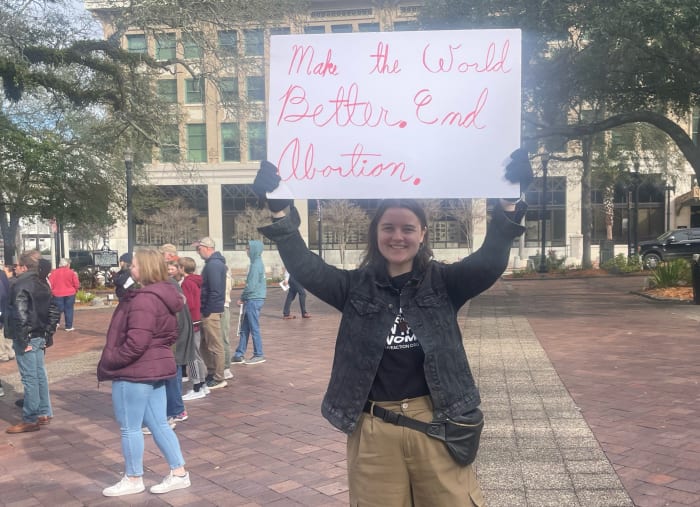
[347,395,485,507]
[0,336,15,361]
[200,313,225,381]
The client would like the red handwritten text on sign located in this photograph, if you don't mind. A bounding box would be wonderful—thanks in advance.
[268,30,522,198]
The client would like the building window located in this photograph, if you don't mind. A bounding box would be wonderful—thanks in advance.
[219,77,239,102]
[221,185,268,250]
[522,176,567,247]
[247,122,266,161]
[126,34,147,54]
[221,123,240,162]
[591,176,665,243]
[246,76,265,101]
[331,24,353,33]
[155,33,176,61]
[183,32,203,59]
[160,125,180,163]
[358,23,380,32]
[157,79,177,103]
[187,124,207,163]
[393,21,418,31]
[270,27,291,36]
[134,185,208,250]
[185,77,204,104]
[218,30,238,56]
[244,29,264,56]
[304,25,326,34]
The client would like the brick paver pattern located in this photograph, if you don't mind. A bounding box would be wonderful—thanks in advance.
[0,276,695,506]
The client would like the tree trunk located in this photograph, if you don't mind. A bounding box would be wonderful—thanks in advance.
[0,211,21,265]
[603,185,614,241]
[581,138,593,269]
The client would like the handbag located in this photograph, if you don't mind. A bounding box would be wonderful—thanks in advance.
[363,401,484,466]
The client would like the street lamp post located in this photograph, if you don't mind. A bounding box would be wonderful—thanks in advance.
[538,156,550,273]
[124,149,135,255]
[632,161,640,258]
[317,199,323,259]
[664,181,675,231]
[627,189,633,258]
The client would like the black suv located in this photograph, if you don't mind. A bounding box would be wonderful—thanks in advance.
[639,228,700,269]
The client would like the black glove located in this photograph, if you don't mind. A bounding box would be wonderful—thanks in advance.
[502,199,528,224]
[504,148,534,191]
[252,161,293,213]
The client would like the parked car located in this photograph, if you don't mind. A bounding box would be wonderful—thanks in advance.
[69,250,94,270]
[639,227,700,269]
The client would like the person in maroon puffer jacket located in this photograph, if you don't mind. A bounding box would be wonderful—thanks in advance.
[97,248,191,498]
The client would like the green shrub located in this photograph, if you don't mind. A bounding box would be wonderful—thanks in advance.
[602,254,642,274]
[76,290,95,303]
[649,259,691,288]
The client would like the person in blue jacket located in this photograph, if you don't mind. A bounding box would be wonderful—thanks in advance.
[194,237,228,389]
[233,240,267,365]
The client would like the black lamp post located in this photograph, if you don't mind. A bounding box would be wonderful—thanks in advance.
[664,180,675,231]
[124,149,135,255]
[538,155,550,273]
[316,199,323,259]
[626,188,633,258]
[632,161,640,258]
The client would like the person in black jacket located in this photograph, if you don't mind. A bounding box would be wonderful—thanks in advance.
[4,251,59,433]
[114,253,133,301]
[252,152,532,507]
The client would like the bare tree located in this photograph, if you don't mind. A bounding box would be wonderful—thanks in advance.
[143,197,199,247]
[322,200,369,267]
[444,199,476,252]
[234,205,268,244]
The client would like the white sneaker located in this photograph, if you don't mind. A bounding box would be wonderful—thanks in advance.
[182,389,206,401]
[150,471,191,494]
[202,385,211,395]
[224,368,234,379]
[65,327,75,332]
[182,376,189,383]
[102,475,145,497]
[0,386,4,397]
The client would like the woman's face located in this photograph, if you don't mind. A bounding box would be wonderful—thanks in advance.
[377,207,426,277]
[167,263,179,278]
[130,256,140,282]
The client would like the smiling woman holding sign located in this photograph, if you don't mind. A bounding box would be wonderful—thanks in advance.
[253,152,531,507]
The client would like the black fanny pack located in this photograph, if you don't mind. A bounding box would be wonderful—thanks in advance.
[363,401,484,466]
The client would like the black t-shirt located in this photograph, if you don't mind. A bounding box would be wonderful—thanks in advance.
[369,272,430,401]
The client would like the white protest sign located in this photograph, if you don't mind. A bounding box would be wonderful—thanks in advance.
[267,29,521,199]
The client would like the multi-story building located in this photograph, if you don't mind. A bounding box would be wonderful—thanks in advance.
[84,0,699,271]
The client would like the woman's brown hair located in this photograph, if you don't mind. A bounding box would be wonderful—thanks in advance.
[134,248,169,285]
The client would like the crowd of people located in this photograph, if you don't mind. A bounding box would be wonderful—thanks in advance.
[0,149,531,504]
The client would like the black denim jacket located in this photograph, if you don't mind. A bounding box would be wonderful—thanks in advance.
[260,205,525,434]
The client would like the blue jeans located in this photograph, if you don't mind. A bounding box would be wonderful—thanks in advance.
[111,380,185,477]
[236,299,264,358]
[14,337,52,423]
[164,368,184,418]
[54,294,76,328]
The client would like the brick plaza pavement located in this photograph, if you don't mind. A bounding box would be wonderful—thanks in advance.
[0,276,696,506]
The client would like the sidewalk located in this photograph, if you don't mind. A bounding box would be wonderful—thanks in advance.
[0,277,695,506]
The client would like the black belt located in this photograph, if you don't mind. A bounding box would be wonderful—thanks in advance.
[362,401,447,440]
